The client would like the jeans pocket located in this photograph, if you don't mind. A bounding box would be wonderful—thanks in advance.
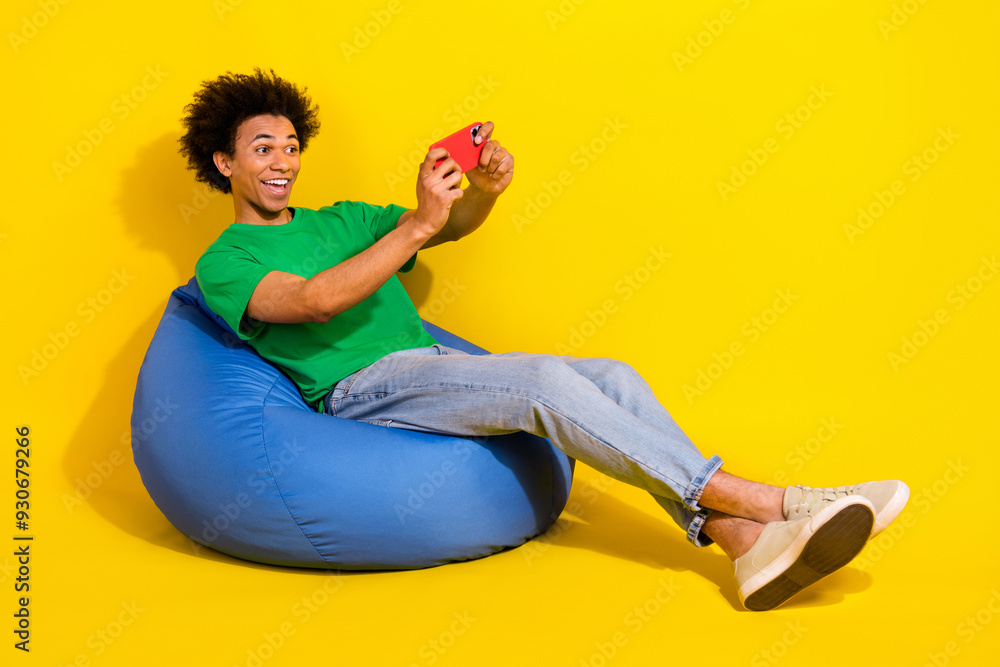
[329,391,389,419]
[341,365,378,395]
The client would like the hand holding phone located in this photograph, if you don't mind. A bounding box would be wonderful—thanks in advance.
[430,122,484,173]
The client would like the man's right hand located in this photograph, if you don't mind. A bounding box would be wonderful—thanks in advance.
[409,148,465,237]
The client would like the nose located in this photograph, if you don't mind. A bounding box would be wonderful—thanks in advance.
[270,151,291,172]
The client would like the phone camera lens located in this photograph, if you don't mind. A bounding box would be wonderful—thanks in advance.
[471,124,482,140]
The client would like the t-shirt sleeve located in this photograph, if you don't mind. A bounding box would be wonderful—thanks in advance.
[195,245,274,340]
[355,200,417,273]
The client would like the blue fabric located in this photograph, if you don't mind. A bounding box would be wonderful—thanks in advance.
[131,277,574,569]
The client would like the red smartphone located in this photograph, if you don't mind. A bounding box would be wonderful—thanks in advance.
[430,122,484,172]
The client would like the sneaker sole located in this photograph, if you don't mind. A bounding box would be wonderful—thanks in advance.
[743,501,874,611]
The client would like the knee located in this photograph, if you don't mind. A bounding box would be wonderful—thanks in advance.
[520,354,575,382]
[593,357,645,386]
[504,355,586,400]
[508,354,646,399]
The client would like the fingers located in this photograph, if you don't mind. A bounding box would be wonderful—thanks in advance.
[420,149,463,185]
[478,142,514,180]
[474,121,495,145]
[472,122,512,179]
[422,147,454,175]
[418,149,464,208]
[425,146,450,164]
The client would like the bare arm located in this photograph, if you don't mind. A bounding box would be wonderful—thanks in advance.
[246,150,465,325]
[247,220,434,325]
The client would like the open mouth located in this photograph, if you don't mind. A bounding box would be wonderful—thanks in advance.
[261,178,289,196]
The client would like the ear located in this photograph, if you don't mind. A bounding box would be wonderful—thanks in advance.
[213,151,232,178]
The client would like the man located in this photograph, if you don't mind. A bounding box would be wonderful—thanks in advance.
[181,69,908,611]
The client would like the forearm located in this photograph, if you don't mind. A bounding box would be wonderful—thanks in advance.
[302,221,431,322]
[442,184,498,241]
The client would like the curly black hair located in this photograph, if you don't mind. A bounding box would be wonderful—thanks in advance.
[178,68,321,194]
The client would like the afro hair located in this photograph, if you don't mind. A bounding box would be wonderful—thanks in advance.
[178,68,320,194]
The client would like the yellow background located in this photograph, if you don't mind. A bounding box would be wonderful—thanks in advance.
[4,0,999,664]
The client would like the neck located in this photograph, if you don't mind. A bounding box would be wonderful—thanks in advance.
[232,198,291,225]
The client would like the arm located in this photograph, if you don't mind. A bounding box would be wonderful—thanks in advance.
[246,151,465,325]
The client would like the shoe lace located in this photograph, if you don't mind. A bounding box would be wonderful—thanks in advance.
[799,484,861,505]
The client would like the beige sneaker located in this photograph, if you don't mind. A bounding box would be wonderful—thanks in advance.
[783,480,909,538]
[734,495,874,611]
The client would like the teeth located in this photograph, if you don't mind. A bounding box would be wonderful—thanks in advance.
[263,179,288,185]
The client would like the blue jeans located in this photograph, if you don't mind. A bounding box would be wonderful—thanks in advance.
[324,345,723,546]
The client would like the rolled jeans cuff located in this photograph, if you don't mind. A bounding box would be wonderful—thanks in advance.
[683,454,724,547]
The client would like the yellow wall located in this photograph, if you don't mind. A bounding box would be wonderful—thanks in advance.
[4,0,999,664]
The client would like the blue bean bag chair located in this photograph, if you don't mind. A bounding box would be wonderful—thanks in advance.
[131,278,574,569]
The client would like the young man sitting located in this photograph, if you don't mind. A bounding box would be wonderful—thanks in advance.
[180,69,908,611]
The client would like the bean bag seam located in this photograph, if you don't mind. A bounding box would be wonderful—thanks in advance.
[259,377,332,564]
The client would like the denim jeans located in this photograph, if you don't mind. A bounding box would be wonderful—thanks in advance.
[324,345,723,546]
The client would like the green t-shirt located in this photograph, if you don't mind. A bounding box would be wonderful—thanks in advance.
[195,201,438,412]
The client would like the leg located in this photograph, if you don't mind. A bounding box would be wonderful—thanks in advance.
[328,346,891,610]
[541,356,785,540]
[699,470,784,524]
[553,357,900,543]
[549,355,739,546]
[471,355,789,542]
[701,512,765,560]
[326,346,722,544]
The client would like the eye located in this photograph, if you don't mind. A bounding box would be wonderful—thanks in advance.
[255,146,269,153]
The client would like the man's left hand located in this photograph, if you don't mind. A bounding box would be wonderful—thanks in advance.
[465,121,514,195]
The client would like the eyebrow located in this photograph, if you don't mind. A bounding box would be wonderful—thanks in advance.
[250,133,299,142]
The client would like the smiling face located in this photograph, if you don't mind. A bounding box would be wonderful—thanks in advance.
[213,114,301,225]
